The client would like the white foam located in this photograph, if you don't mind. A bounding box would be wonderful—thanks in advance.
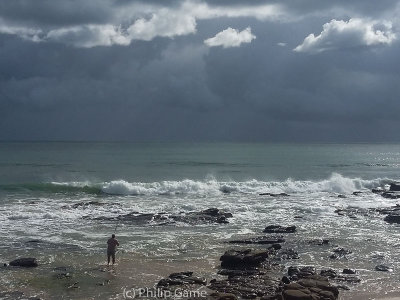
[44,173,394,196]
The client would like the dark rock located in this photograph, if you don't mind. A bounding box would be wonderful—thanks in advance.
[264,225,296,234]
[334,275,361,283]
[375,265,392,272]
[268,244,282,251]
[209,273,280,299]
[274,249,299,260]
[218,269,261,277]
[372,187,383,194]
[287,266,316,280]
[337,195,347,199]
[208,292,238,300]
[281,276,291,284]
[381,192,400,199]
[330,248,352,259]
[259,193,290,197]
[308,239,329,246]
[157,271,206,287]
[228,236,285,245]
[281,277,339,300]
[375,205,400,215]
[91,208,233,226]
[390,183,400,191]
[352,191,362,196]
[342,269,356,275]
[320,269,337,278]
[9,258,38,268]
[334,207,370,218]
[384,214,400,224]
[220,249,270,269]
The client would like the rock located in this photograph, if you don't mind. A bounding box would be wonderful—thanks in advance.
[390,183,400,191]
[209,272,281,299]
[282,289,312,300]
[381,192,400,199]
[342,269,356,275]
[264,225,296,234]
[287,266,316,280]
[9,258,38,267]
[330,248,352,259]
[375,265,392,272]
[157,271,206,287]
[228,236,285,245]
[307,239,329,246]
[281,277,339,300]
[269,244,282,251]
[320,269,337,278]
[334,207,370,218]
[220,249,270,269]
[91,208,233,226]
[384,214,400,224]
[372,187,383,194]
[274,249,299,260]
[337,195,346,199]
[259,193,290,197]
[352,191,362,196]
[334,275,361,284]
[209,292,238,300]
[375,205,400,215]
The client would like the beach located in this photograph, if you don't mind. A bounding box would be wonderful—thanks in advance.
[1,142,400,299]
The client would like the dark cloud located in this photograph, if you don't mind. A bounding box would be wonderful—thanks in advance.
[1,1,400,142]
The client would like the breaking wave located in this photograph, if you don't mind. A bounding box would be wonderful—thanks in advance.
[0,173,395,196]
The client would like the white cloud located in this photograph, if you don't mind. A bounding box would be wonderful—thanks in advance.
[294,18,396,53]
[127,9,197,41]
[0,1,282,47]
[204,27,256,48]
[277,42,287,47]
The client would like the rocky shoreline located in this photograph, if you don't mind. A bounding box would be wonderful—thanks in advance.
[3,182,400,299]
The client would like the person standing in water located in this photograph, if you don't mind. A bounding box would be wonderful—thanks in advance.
[107,234,119,265]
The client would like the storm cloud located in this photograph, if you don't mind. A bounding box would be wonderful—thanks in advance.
[1,0,400,142]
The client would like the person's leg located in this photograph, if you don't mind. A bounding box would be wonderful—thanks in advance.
[107,252,111,265]
[112,252,116,265]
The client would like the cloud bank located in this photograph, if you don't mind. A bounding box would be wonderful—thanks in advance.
[1,0,400,142]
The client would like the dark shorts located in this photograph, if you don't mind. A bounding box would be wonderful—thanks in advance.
[107,250,115,257]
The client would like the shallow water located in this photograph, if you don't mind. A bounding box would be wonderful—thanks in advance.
[1,142,400,299]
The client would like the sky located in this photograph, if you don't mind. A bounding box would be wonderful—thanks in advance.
[1,0,400,142]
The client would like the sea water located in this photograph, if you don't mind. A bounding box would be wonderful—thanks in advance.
[1,142,400,299]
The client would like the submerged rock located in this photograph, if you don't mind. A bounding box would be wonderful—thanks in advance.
[259,192,290,197]
[9,258,38,268]
[263,225,296,234]
[308,239,330,246]
[381,192,400,199]
[375,265,392,272]
[90,208,233,226]
[228,236,285,245]
[330,248,352,260]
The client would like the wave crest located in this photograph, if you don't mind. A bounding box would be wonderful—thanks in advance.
[0,173,394,196]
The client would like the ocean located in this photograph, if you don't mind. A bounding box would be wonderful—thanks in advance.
[1,142,400,299]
